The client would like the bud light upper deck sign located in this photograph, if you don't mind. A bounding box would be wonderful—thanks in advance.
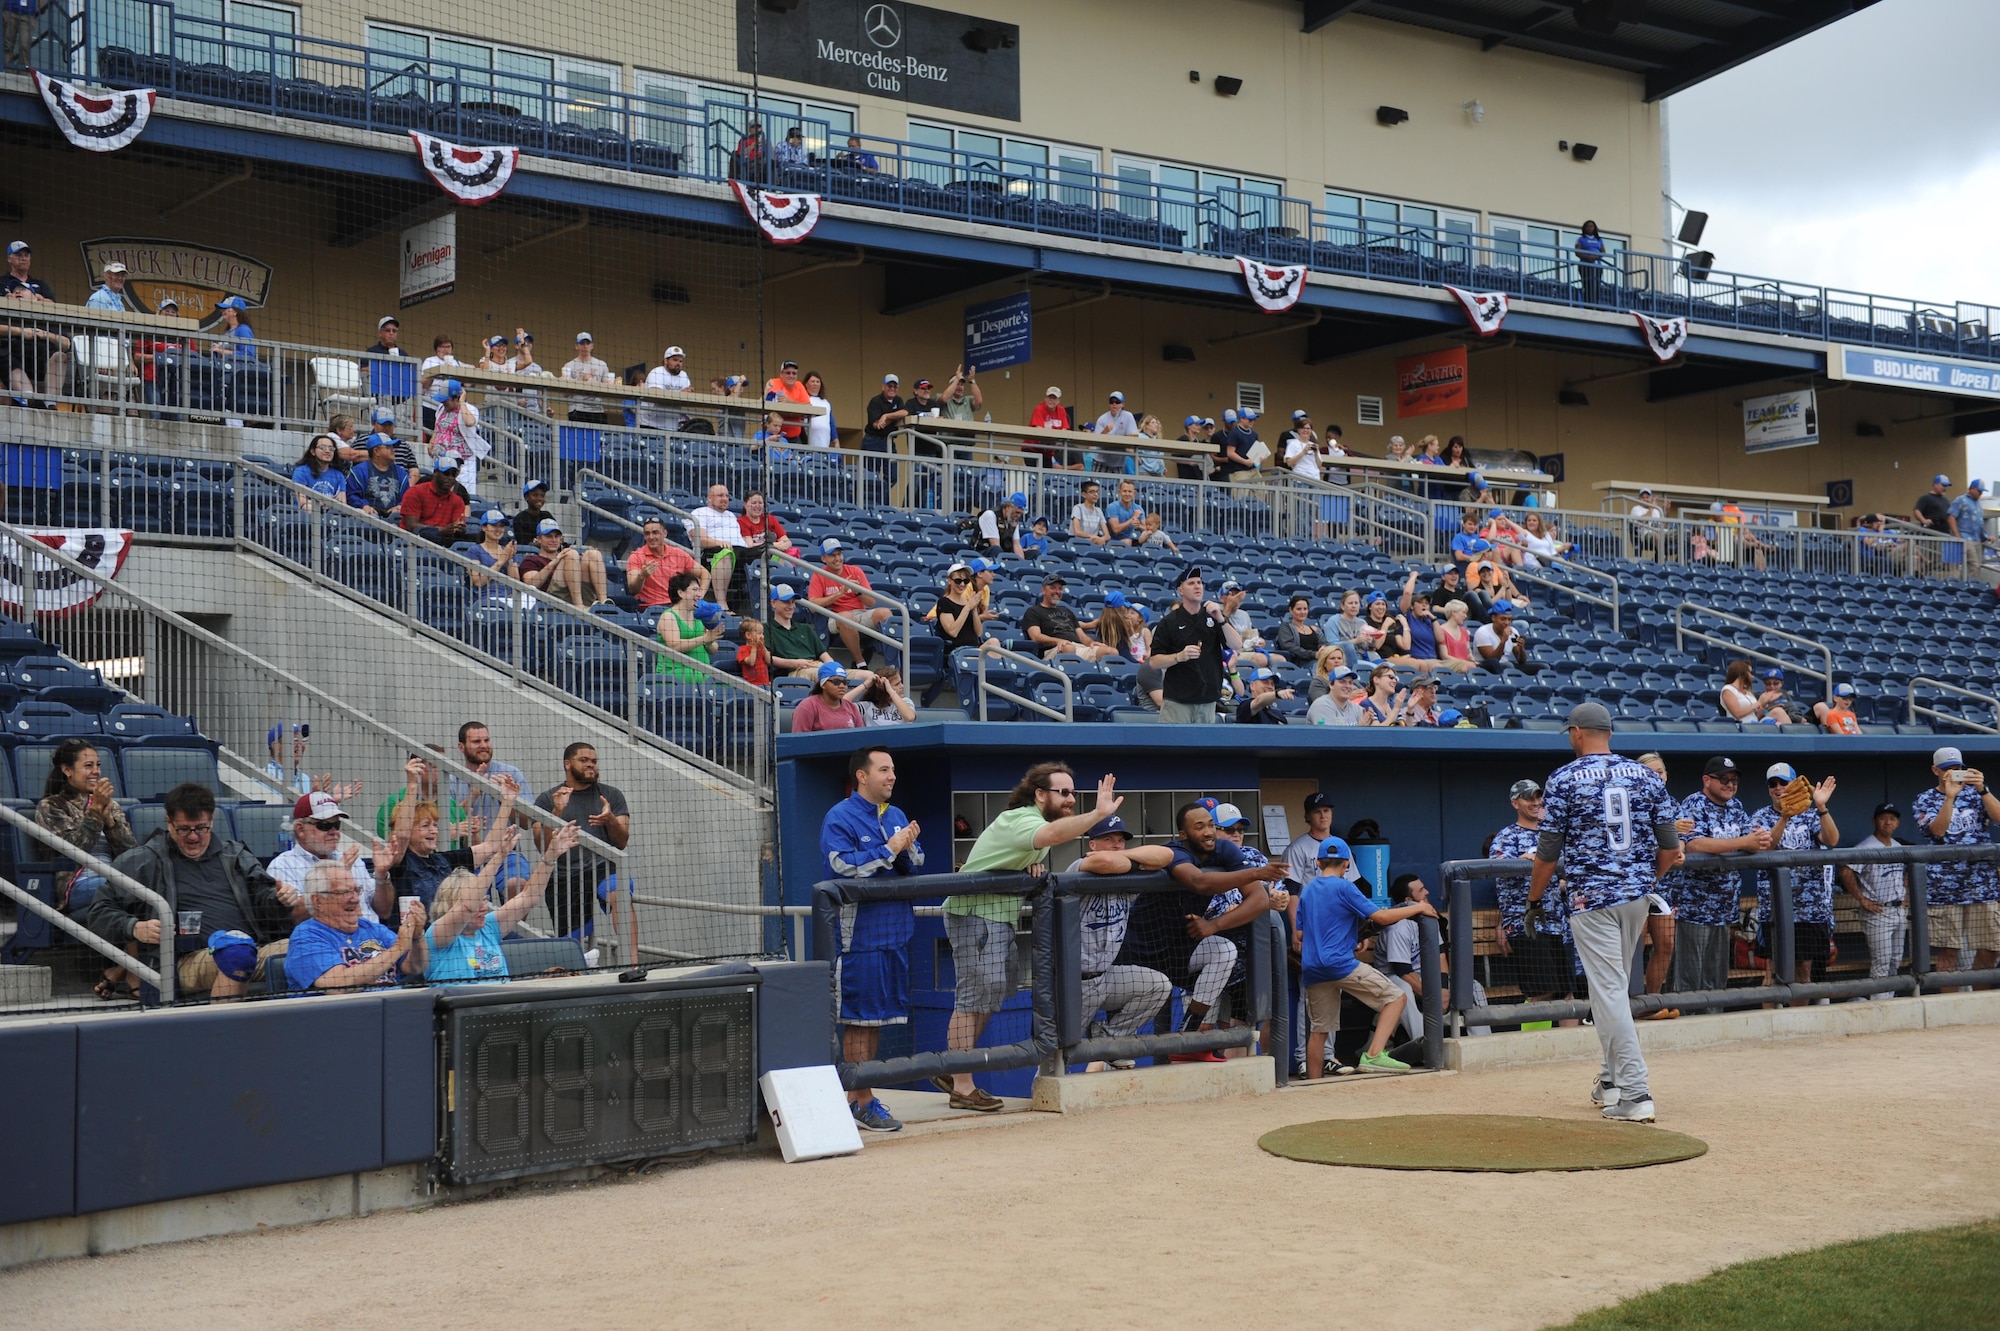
[964,291,1031,372]
[741,0,1021,121]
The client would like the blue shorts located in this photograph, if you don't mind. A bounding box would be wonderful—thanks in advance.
[839,946,909,1027]
[501,852,533,886]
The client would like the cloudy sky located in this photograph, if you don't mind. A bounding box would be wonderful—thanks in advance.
[1664,0,2000,478]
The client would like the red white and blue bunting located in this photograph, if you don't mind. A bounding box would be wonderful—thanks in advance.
[34,72,155,153]
[410,133,519,206]
[1443,284,1510,337]
[732,181,824,245]
[0,529,134,618]
[1235,256,1309,314]
[1633,312,1689,363]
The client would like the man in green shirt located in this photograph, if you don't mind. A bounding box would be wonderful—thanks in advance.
[940,364,982,421]
[765,583,836,679]
[938,762,1120,1111]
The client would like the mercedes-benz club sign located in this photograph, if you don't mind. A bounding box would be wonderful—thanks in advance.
[741,0,1021,121]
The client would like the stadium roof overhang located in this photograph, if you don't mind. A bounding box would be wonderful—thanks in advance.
[1301,0,1883,101]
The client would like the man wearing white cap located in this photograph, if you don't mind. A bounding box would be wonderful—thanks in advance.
[1749,763,1839,998]
[1911,747,2000,979]
[86,261,130,312]
[639,346,691,431]
[1628,486,1667,559]
[270,790,390,925]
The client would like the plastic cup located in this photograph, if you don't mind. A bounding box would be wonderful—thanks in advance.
[177,910,202,936]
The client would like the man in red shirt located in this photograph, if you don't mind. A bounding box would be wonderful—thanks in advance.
[763,360,812,443]
[624,516,706,608]
[400,457,468,544]
[1027,384,1077,469]
[807,538,893,667]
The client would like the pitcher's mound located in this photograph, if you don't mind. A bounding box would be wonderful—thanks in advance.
[1259,1113,1707,1172]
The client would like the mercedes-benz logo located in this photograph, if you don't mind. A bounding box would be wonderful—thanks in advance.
[863,3,901,48]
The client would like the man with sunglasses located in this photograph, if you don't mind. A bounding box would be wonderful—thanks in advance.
[1665,756,1770,1001]
[270,790,391,925]
[1750,763,1839,998]
[91,782,299,1000]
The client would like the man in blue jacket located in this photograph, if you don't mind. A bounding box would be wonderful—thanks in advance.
[821,744,923,1132]
[345,432,409,520]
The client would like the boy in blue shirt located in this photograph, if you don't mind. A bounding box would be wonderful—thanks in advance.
[1299,836,1438,1077]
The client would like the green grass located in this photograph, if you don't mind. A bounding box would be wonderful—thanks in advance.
[1546,1219,2000,1330]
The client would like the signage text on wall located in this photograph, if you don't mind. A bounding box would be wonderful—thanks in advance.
[1830,346,2000,400]
[741,0,1021,121]
[963,291,1031,371]
[77,237,272,325]
[401,213,458,308]
[1396,346,1468,418]
[1742,387,1819,454]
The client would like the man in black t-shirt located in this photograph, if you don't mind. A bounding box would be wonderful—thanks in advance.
[1021,573,1116,661]
[534,742,631,959]
[1913,475,1954,533]
[863,373,907,453]
[1146,568,1245,723]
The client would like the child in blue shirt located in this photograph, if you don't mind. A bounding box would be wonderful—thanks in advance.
[426,822,576,982]
[1019,517,1050,559]
[1298,836,1439,1076]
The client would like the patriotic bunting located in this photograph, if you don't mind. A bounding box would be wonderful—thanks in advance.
[732,181,824,244]
[410,133,519,206]
[1633,312,1689,363]
[0,530,134,618]
[1443,284,1510,337]
[1235,256,1309,314]
[35,72,155,153]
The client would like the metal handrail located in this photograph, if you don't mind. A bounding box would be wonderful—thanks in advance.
[1674,600,1835,700]
[1486,539,1621,632]
[0,523,627,880]
[235,464,772,789]
[1907,677,2000,734]
[977,643,1074,722]
[625,891,810,961]
[0,803,175,1001]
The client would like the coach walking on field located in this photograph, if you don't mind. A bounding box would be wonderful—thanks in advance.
[1529,702,1680,1124]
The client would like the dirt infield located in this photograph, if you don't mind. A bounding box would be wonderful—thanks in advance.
[6,1024,1998,1331]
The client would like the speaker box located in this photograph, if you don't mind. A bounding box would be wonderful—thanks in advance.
[1683,251,1715,282]
[1676,210,1708,246]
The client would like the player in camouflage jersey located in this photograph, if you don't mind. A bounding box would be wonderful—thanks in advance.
[1490,778,1574,1008]
[1750,762,1839,998]
[1911,745,2000,977]
[1665,756,1770,1001]
[1529,703,1680,1123]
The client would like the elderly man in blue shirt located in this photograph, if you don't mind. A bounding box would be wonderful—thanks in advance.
[1948,479,1987,568]
[85,262,129,311]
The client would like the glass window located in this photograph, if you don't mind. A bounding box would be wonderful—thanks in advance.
[959,131,1002,180]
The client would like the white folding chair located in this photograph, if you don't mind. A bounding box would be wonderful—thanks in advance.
[311,356,372,417]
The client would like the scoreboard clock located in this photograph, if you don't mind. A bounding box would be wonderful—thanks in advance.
[439,976,758,1184]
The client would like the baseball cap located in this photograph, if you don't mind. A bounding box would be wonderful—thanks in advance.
[216,296,249,310]
[1873,802,1902,819]
[1222,408,1238,423]
[1765,762,1798,783]
[158,298,179,311]
[207,930,260,982]
[1109,391,1125,402]
[1303,792,1335,813]
[1468,470,1485,487]
[376,315,399,329]
[816,661,849,684]
[1703,756,1738,778]
[1833,682,1856,698]
[781,359,800,371]
[692,598,724,624]
[1490,599,1516,615]
[1363,590,1386,605]
[1329,665,1355,681]
[1212,802,1247,828]
[486,335,508,348]
[1638,487,1653,497]
[523,479,549,495]
[265,722,308,746]
[575,331,593,343]
[1933,746,1965,769]
[1565,701,1613,731]
[5,241,28,254]
[769,583,797,602]
[434,378,462,400]
[883,372,900,384]
[536,518,562,536]
[1086,814,1130,839]
[914,378,933,390]
[1410,675,1438,690]
[1044,385,1062,398]
[1004,491,1027,509]
[967,557,994,574]
[1933,474,1951,486]
[1437,708,1466,727]
[1202,417,1216,428]
[1041,571,1067,587]
[1762,666,1785,680]
[1317,835,1353,862]
[1504,779,1541,802]
[1291,409,1308,421]
[480,509,506,526]
[1972,479,1987,492]
[1103,589,1128,608]
[369,407,396,427]
[1175,565,1203,587]
[102,261,127,274]
[1242,408,1260,421]
[292,791,347,822]
[1184,414,1201,427]
[432,456,460,472]
[1248,668,1275,683]
[664,345,685,358]
[1219,579,1243,594]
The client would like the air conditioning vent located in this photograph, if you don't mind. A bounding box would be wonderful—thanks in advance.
[1356,395,1384,426]
[1235,382,1264,413]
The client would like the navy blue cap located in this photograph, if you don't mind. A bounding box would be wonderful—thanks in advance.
[1086,814,1129,839]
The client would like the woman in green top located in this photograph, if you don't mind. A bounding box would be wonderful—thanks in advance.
[656,569,722,682]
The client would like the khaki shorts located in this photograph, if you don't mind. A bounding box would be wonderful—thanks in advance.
[177,939,289,992]
[1927,901,2000,952]
[1304,961,1404,1033]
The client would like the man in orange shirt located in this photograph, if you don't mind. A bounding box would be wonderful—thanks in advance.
[763,359,812,443]
[624,517,707,608]
[807,538,892,667]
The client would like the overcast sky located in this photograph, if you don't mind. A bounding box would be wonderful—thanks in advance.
[1664,0,2000,479]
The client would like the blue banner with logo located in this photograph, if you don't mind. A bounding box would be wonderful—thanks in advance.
[1834,346,2000,399]
[964,291,1032,372]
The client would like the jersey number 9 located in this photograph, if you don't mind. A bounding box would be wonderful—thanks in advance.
[1603,787,1633,852]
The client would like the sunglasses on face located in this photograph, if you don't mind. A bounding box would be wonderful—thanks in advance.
[309,818,344,832]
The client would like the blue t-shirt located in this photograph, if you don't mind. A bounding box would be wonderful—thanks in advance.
[1666,792,1752,928]
[1575,234,1605,266]
[1105,499,1142,538]
[820,792,923,952]
[1948,495,1985,543]
[345,459,409,515]
[1299,873,1376,983]
[1539,752,1676,913]
[287,916,402,990]
[428,913,510,982]
[1404,613,1439,661]
[293,463,348,499]
[1020,530,1048,558]
[1451,533,1492,561]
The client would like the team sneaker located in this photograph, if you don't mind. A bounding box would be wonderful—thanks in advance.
[1602,1098,1656,1123]
[1591,1077,1619,1108]
[1357,1051,1411,1072]
[850,1097,903,1132]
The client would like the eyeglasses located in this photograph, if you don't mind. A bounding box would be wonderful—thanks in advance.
[319,887,362,899]
[168,822,213,838]
[1044,785,1076,796]
[309,818,344,832]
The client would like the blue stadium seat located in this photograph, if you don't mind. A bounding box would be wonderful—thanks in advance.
[15,741,120,800]
[4,701,99,739]
[119,744,221,800]
[229,803,291,862]
[100,703,198,740]
[501,936,588,974]
[5,657,120,710]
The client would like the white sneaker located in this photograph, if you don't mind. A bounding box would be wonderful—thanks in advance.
[1590,1077,1619,1108]
[1602,1098,1655,1123]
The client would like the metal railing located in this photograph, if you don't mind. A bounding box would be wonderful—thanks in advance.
[57,9,2000,365]
[0,801,175,1002]
[1906,678,2000,734]
[233,464,774,789]
[1674,601,1835,700]
[975,643,1073,722]
[1487,539,1621,632]
[1439,843,2000,1031]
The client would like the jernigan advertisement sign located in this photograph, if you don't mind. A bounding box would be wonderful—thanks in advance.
[741,0,1021,121]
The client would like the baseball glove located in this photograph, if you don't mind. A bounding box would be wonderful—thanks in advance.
[1774,775,1815,818]
[1522,896,1548,938]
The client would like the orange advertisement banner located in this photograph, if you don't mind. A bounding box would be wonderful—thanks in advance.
[1396,345,1468,418]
